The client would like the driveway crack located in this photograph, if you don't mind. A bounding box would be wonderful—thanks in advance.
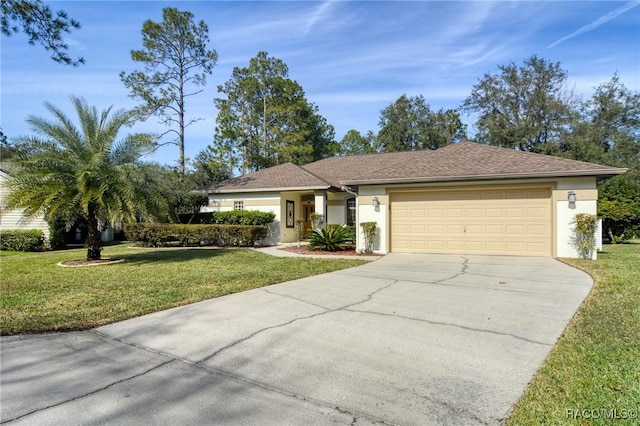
[434,256,469,283]
[262,288,332,311]
[343,309,551,346]
[197,279,399,364]
[0,360,174,424]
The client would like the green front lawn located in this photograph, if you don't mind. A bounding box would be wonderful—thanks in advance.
[0,244,366,335]
[507,243,640,425]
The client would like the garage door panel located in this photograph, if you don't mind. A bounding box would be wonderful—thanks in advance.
[486,225,503,235]
[427,224,445,234]
[465,224,484,236]
[446,241,464,251]
[527,207,547,218]
[527,225,547,235]
[466,208,483,218]
[506,208,525,218]
[391,188,551,256]
[447,225,465,235]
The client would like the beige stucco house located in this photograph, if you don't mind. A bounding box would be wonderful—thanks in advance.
[203,142,626,259]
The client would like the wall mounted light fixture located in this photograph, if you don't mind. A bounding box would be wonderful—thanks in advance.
[372,196,380,208]
[568,190,577,204]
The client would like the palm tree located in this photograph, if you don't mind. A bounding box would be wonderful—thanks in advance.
[3,97,164,260]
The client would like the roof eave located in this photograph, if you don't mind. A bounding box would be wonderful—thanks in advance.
[207,184,333,194]
[343,168,628,186]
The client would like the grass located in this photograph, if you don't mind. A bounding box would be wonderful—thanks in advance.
[507,242,640,425]
[0,244,366,335]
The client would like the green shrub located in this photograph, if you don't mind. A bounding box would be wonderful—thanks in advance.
[47,217,67,249]
[180,210,275,226]
[571,213,598,259]
[124,223,268,247]
[307,226,353,251]
[0,230,45,252]
[360,222,377,253]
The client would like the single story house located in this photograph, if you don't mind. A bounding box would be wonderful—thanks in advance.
[202,141,626,259]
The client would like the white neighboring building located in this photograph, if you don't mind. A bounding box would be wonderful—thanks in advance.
[0,167,50,243]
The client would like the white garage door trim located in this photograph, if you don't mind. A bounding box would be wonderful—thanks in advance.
[390,186,552,256]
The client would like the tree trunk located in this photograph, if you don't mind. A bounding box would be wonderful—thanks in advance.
[178,68,186,180]
[86,207,102,261]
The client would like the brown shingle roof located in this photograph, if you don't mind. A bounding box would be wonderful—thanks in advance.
[301,150,418,187]
[204,162,331,193]
[207,142,626,193]
[344,141,626,185]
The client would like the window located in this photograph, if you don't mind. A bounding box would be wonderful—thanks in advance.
[286,200,295,228]
[346,197,356,226]
[234,201,244,211]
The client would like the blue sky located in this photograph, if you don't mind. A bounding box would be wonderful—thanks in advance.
[2,1,639,169]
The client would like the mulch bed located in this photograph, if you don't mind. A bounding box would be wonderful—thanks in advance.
[57,258,125,267]
[277,245,382,257]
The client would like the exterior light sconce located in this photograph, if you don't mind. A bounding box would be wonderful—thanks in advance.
[568,190,577,208]
[372,196,380,209]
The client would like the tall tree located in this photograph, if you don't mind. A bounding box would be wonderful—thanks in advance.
[213,51,334,173]
[585,74,639,168]
[461,55,576,152]
[190,146,232,187]
[561,74,640,167]
[2,97,163,260]
[378,94,466,152]
[561,75,640,243]
[1,0,83,65]
[120,7,217,177]
[338,129,379,155]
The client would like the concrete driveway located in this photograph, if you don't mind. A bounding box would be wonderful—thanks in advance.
[1,253,592,425]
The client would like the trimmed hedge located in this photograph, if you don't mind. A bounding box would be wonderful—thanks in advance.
[124,223,268,247]
[178,210,276,226]
[0,230,45,252]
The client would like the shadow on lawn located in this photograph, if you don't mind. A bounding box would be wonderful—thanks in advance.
[115,247,240,265]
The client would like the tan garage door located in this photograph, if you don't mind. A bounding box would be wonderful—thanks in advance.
[391,188,551,256]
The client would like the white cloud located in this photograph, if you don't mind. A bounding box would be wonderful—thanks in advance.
[547,1,640,48]
[303,0,337,36]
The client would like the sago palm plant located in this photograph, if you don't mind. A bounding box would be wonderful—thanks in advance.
[307,226,353,251]
[2,97,164,260]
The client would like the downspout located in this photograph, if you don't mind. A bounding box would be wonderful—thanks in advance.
[342,185,360,250]
[342,185,358,197]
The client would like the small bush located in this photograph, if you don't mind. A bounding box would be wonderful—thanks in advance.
[571,213,598,259]
[0,230,45,252]
[360,222,377,253]
[124,223,268,247]
[309,213,324,229]
[307,226,353,251]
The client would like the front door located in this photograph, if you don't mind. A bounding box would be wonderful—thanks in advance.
[303,204,315,235]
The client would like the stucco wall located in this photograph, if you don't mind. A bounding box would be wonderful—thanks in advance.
[357,186,388,253]
[554,177,598,259]
[326,192,351,225]
[206,192,282,246]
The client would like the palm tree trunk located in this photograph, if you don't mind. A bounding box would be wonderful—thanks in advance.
[86,206,102,261]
